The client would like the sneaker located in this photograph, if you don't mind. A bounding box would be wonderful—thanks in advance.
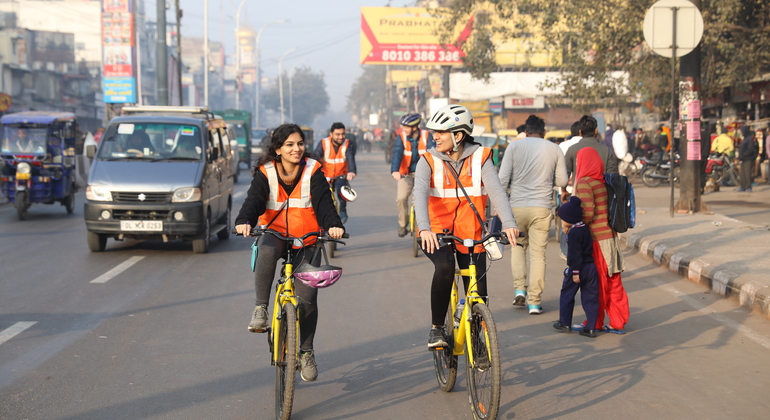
[299,351,318,382]
[552,321,571,333]
[528,305,543,315]
[572,322,586,330]
[397,226,408,237]
[747,188,753,192]
[737,188,745,192]
[428,326,449,349]
[601,326,626,335]
[512,291,527,307]
[579,328,597,338]
[248,305,268,333]
[340,212,348,224]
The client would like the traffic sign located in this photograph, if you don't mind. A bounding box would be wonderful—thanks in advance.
[643,0,704,58]
[0,93,11,112]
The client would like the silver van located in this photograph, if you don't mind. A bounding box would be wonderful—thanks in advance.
[84,106,234,253]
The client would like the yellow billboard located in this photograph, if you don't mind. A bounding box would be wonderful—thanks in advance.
[360,7,472,66]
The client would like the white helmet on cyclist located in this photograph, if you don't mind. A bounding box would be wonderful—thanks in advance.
[426,104,474,151]
[340,180,357,202]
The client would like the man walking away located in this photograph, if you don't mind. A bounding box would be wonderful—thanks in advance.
[564,115,619,182]
[499,115,568,314]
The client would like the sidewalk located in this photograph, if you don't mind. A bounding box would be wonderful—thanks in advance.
[620,185,770,320]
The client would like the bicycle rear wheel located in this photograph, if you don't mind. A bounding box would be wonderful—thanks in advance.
[275,302,298,420]
[465,303,501,420]
[433,303,458,392]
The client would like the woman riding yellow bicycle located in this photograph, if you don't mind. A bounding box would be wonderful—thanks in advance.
[415,104,519,349]
[234,123,345,382]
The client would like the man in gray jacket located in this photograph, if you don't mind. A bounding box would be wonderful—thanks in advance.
[499,115,568,314]
[564,115,619,180]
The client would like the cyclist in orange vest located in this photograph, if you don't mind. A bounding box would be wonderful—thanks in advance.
[316,122,357,223]
[391,113,435,237]
[235,123,345,382]
[414,104,520,349]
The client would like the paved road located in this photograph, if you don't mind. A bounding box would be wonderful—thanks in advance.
[1,153,769,419]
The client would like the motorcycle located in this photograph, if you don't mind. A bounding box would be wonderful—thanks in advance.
[705,152,739,187]
[640,153,680,187]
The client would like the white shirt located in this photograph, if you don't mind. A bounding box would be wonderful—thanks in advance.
[612,130,629,159]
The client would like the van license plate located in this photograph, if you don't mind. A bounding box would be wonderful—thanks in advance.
[120,220,163,231]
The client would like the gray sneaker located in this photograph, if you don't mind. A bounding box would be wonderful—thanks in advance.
[299,351,318,382]
[248,305,268,333]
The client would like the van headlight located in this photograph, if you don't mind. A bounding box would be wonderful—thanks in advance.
[17,162,32,174]
[172,187,201,202]
[86,185,113,201]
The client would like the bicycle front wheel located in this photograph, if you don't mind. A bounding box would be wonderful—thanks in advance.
[275,302,298,420]
[433,303,458,392]
[465,303,501,420]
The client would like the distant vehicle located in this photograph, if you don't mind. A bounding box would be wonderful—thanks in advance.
[1,111,79,220]
[214,109,252,168]
[251,127,269,161]
[475,133,506,166]
[545,129,571,144]
[225,123,241,183]
[300,126,315,153]
[84,106,234,253]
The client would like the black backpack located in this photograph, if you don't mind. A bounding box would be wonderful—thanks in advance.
[603,173,636,233]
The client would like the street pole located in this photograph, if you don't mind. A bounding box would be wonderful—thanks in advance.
[288,59,305,123]
[203,0,209,107]
[156,0,168,105]
[234,0,247,110]
[669,6,678,218]
[254,20,287,128]
[278,47,296,124]
[175,0,182,105]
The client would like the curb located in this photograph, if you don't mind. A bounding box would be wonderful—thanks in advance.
[620,232,770,320]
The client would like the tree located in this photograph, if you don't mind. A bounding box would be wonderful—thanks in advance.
[346,66,388,123]
[436,0,770,113]
[263,66,330,126]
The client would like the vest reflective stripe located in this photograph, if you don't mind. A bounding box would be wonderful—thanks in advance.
[424,147,492,253]
[321,137,349,179]
[258,158,321,247]
[398,130,429,175]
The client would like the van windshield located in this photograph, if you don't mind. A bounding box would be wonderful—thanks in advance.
[97,123,202,160]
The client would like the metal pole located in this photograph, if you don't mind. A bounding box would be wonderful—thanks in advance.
[134,0,142,104]
[175,0,182,105]
[156,0,168,105]
[669,6,678,218]
[204,0,209,106]
[234,0,247,109]
[278,48,295,124]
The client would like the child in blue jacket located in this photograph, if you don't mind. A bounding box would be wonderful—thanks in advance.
[553,196,599,338]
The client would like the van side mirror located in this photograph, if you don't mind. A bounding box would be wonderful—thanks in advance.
[86,145,96,158]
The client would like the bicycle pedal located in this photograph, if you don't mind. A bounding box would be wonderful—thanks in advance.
[429,346,446,352]
[249,327,268,333]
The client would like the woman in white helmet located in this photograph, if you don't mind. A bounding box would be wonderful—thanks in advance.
[414,104,520,349]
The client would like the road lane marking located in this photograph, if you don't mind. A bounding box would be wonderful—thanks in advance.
[652,277,770,351]
[0,322,37,346]
[234,191,245,200]
[90,256,145,284]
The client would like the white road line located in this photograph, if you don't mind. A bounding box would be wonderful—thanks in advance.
[90,256,145,284]
[234,191,245,199]
[0,322,37,346]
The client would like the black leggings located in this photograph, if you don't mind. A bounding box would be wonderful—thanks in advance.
[424,245,488,326]
[254,234,320,351]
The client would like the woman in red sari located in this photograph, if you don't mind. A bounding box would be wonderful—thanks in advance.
[574,147,629,333]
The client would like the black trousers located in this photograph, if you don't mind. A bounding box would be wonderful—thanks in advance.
[424,245,488,326]
[559,263,599,329]
[739,159,755,190]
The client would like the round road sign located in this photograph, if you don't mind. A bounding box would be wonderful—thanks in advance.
[0,93,11,112]
[643,0,704,58]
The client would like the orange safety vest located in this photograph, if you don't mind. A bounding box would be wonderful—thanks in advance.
[423,147,492,253]
[258,158,322,248]
[398,130,429,176]
[321,137,349,180]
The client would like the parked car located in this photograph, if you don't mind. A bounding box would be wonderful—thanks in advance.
[84,106,235,253]
[225,123,240,183]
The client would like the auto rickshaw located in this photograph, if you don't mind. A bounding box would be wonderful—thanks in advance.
[0,111,78,220]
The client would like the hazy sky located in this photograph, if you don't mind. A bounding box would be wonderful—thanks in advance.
[147,0,416,113]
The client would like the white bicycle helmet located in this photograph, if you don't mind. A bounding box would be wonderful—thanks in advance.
[340,181,357,202]
[426,104,474,136]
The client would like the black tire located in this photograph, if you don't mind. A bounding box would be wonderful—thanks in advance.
[192,213,211,253]
[15,191,28,220]
[87,231,107,252]
[465,303,501,420]
[64,187,75,214]
[217,203,231,240]
[641,169,662,187]
[433,302,458,392]
[672,166,681,186]
[412,230,420,258]
[275,302,297,420]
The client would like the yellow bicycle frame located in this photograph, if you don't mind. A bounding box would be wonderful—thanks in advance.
[449,266,487,368]
[270,261,300,365]
[409,203,416,233]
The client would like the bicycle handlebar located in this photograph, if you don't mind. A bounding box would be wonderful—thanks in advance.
[437,231,525,247]
[232,226,348,244]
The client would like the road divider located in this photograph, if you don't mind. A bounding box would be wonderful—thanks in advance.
[90,256,145,284]
[0,322,37,346]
